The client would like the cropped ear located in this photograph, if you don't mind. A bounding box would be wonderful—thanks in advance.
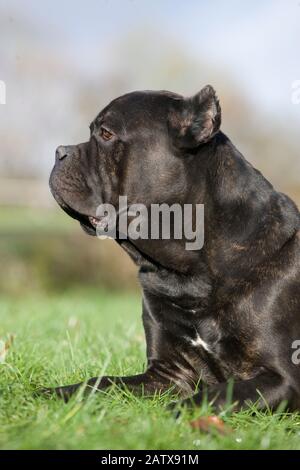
[169,85,221,149]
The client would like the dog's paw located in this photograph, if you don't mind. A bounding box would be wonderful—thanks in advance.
[34,384,81,402]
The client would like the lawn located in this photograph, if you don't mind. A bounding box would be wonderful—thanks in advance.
[1,289,300,450]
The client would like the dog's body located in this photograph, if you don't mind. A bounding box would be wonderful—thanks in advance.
[49,86,300,411]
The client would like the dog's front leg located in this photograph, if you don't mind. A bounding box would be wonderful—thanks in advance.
[40,294,199,402]
[173,370,297,412]
[41,361,187,402]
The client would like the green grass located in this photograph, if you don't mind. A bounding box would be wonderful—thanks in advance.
[1,289,300,450]
[0,206,73,234]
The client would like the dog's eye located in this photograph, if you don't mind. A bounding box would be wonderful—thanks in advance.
[100,127,114,141]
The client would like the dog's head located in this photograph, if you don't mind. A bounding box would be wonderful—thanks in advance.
[49,86,221,241]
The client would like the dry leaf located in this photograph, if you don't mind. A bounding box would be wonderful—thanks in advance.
[0,340,6,364]
[68,316,79,329]
[190,415,233,435]
[6,333,15,349]
[0,334,15,364]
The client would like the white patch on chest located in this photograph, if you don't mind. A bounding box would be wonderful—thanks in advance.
[189,333,211,352]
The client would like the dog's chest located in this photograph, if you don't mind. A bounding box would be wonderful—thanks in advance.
[186,316,220,354]
[185,312,258,381]
[142,269,258,380]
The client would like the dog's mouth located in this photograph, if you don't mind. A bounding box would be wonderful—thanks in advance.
[68,208,111,236]
[65,206,99,236]
[50,189,103,236]
[86,215,112,235]
[68,208,110,236]
[50,186,129,239]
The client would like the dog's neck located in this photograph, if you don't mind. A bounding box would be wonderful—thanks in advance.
[201,132,300,280]
[119,131,299,284]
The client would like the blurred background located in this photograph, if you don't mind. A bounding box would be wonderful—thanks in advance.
[0,0,299,296]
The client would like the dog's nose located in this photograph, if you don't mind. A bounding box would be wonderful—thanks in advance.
[55,145,72,162]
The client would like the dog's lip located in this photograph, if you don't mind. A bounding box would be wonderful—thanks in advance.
[80,219,97,235]
[52,194,96,232]
[50,189,112,234]
[60,205,109,235]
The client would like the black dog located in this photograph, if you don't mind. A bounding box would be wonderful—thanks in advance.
[49,86,300,411]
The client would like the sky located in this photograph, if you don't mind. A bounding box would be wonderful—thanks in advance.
[1,0,300,120]
[0,0,299,184]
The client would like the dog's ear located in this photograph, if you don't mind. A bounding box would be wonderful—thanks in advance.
[169,85,221,149]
